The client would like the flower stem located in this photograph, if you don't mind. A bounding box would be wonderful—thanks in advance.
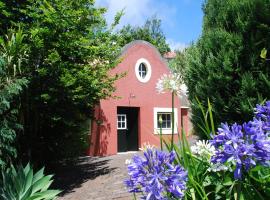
[159,125,163,151]
[171,92,175,150]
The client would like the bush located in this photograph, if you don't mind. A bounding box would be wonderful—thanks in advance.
[184,0,270,137]
[0,29,28,168]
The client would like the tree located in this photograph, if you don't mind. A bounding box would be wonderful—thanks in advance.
[169,50,187,77]
[0,30,28,168]
[118,17,170,54]
[0,0,123,164]
[184,0,270,136]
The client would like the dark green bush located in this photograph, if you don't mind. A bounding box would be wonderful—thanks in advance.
[184,0,270,136]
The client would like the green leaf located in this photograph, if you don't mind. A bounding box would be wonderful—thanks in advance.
[260,48,267,59]
[32,175,53,194]
[223,176,233,186]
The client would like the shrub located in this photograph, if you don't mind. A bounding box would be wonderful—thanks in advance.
[0,163,61,200]
[184,0,270,137]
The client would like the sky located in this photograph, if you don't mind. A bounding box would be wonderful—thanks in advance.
[95,0,204,51]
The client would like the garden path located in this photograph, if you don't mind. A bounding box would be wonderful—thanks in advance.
[54,136,198,200]
[55,152,137,200]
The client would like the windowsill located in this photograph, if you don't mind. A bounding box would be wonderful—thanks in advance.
[154,129,178,135]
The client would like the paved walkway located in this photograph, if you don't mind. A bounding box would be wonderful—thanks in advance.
[54,136,199,200]
[55,153,138,200]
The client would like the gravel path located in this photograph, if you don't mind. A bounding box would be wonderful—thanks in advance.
[54,153,138,200]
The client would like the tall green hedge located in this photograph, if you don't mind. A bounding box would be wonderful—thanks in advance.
[184,0,270,136]
[0,0,123,164]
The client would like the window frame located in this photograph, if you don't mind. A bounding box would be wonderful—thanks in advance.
[117,114,127,130]
[154,107,178,134]
[135,58,152,83]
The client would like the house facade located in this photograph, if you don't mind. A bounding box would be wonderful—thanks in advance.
[88,40,189,156]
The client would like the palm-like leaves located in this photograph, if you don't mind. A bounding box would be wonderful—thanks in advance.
[0,163,61,200]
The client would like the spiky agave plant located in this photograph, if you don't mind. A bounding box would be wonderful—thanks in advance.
[0,163,61,200]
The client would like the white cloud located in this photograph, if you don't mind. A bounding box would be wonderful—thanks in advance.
[95,0,187,52]
[167,39,188,51]
[95,0,176,28]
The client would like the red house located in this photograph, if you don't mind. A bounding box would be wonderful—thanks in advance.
[89,40,189,156]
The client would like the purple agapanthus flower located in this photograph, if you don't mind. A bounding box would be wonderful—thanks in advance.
[210,101,270,180]
[255,101,270,132]
[124,148,188,200]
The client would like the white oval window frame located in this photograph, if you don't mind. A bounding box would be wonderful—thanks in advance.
[135,58,152,83]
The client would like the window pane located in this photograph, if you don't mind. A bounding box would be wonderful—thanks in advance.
[118,122,121,128]
[162,121,166,128]
[167,121,171,128]
[162,114,166,121]
[139,63,147,78]
[157,112,173,129]
[122,122,125,128]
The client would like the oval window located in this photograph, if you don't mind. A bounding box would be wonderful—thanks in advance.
[135,58,152,83]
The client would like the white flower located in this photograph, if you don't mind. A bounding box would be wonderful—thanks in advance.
[139,142,156,151]
[191,140,231,172]
[125,159,132,165]
[191,140,215,160]
[207,163,233,172]
[88,57,109,66]
[156,73,188,98]
[180,84,188,97]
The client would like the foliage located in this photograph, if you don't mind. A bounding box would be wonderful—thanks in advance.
[0,0,124,163]
[169,50,188,76]
[0,163,60,200]
[184,0,270,136]
[125,148,188,200]
[118,17,170,54]
[0,29,28,168]
[161,101,270,200]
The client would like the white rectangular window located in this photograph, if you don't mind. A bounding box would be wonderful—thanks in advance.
[117,114,127,130]
[154,107,178,134]
[157,112,172,129]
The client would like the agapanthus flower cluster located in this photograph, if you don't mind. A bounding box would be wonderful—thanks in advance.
[124,148,188,200]
[191,140,231,172]
[156,73,187,98]
[210,102,270,179]
[254,101,270,131]
[191,140,215,160]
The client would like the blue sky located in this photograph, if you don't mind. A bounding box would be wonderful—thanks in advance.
[95,0,204,51]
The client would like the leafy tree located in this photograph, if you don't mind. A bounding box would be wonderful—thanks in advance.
[169,50,187,78]
[0,30,28,168]
[118,17,170,54]
[0,0,123,164]
[184,0,270,136]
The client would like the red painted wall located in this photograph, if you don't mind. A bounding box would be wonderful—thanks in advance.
[181,108,189,136]
[89,41,183,156]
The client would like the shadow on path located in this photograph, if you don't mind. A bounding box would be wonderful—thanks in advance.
[51,156,116,196]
